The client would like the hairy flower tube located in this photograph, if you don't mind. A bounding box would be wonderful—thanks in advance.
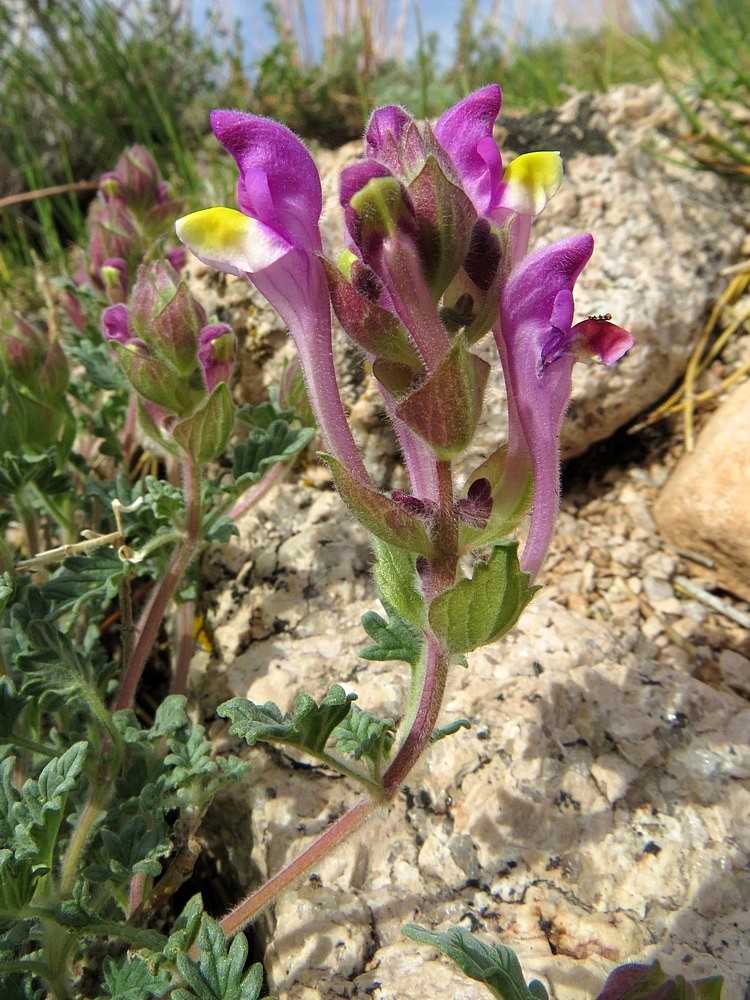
[496,234,633,578]
[175,111,369,484]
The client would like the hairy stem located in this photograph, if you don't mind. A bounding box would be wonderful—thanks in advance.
[118,571,136,675]
[113,458,202,712]
[219,634,450,937]
[171,597,195,696]
[228,460,288,522]
[59,763,112,898]
[218,458,457,939]
[218,797,375,940]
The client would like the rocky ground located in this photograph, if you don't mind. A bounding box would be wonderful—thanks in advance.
[180,83,750,998]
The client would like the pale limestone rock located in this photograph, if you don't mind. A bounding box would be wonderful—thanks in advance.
[263,885,373,995]
[653,380,750,600]
[198,444,750,998]
[719,650,750,698]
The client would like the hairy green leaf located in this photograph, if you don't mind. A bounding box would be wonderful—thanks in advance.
[162,703,249,807]
[236,401,297,430]
[331,705,395,767]
[99,953,171,999]
[13,742,88,873]
[152,694,191,738]
[141,476,186,522]
[162,894,205,962]
[41,550,128,621]
[0,850,36,928]
[371,537,426,629]
[428,542,537,654]
[219,685,356,757]
[402,924,548,1000]
[232,419,313,490]
[359,608,423,667]
[322,455,433,556]
[67,339,129,393]
[165,727,216,786]
[86,815,170,883]
[16,620,109,719]
[174,916,263,1000]
[0,450,71,499]
[431,719,471,743]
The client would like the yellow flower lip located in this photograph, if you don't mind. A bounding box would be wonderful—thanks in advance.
[501,151,563,216]
[175,207,290,276]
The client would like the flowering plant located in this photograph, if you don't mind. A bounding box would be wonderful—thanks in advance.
[7,85,717,1000]
[176,84,634,934]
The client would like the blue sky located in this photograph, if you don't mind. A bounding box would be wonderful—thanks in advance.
[192,1,661,70]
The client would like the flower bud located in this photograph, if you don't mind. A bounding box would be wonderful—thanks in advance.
[1,316,69,403]
[130,261,205,377]
[99,172,122,202]
[88,199,138,278]
[115,145,160,207]
[197,324,236,391]
[100,257,129,304]
[109,336,200,417]
[346,174,417,262]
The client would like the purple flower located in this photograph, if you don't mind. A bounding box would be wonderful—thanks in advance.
[365,86,563,264]
[176,110,369,485]
[101,303,133,345]
[495,233,634,579]
[176,93,633,578]
[198,323,236,392]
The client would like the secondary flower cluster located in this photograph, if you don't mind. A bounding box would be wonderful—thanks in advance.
[176,85,632,580]
[102,261,236,464]
[68,146,186,330]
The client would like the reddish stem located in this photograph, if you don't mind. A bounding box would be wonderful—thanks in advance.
[171,598,195,696]
[218,631,448,937]
[217,452,456,939]
[218,798,374,940]
[113,459,201,712]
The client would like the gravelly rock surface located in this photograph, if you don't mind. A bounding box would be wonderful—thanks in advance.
[182,83,750,999]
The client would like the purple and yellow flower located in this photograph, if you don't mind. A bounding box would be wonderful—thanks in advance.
[175,111,369,485]
[175,89,632,578]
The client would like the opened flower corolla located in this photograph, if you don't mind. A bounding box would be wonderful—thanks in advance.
[176,111,369,484]
[496,233,634,579]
